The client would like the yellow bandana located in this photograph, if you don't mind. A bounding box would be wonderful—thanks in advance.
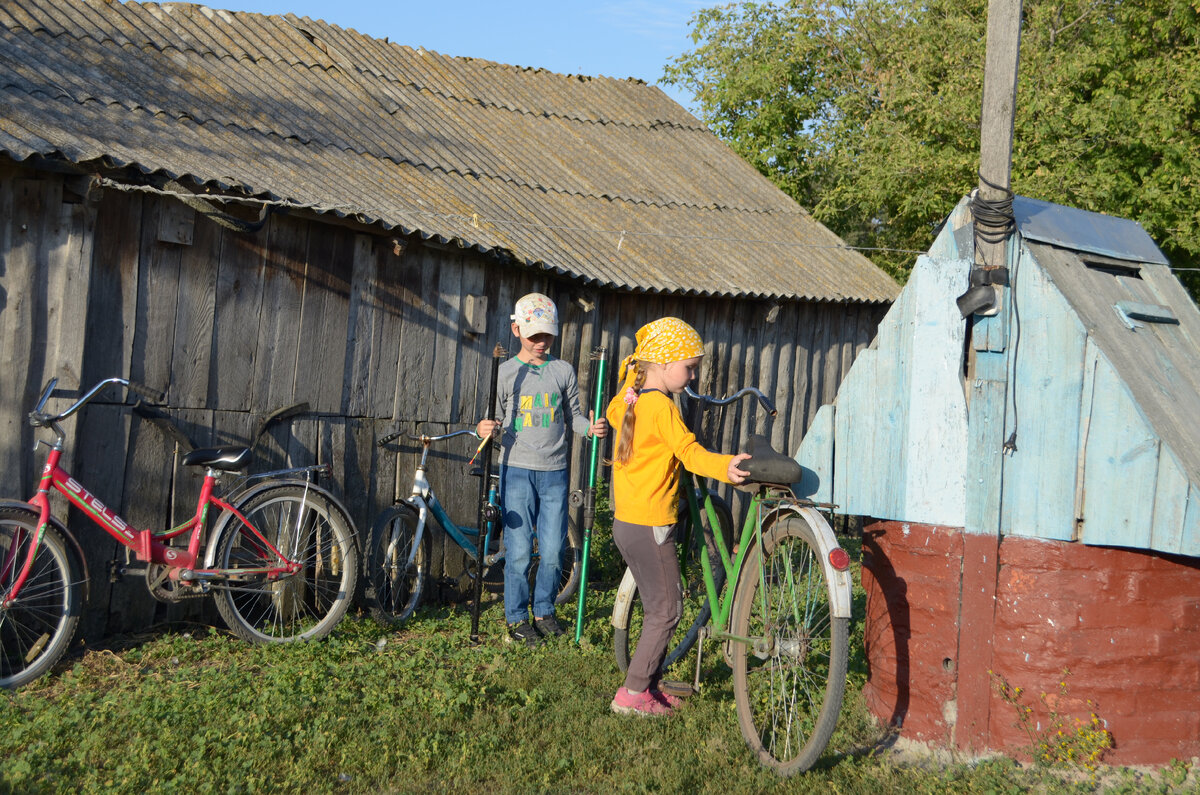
[618,317,705,387]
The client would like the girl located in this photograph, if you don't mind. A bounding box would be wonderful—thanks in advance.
[605,317,751,717]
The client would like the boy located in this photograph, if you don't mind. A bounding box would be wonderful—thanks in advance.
[476,293,608,646]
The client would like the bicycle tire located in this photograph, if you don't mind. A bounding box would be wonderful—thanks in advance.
[214,484,358,643]
[0,507,82,688]
[613,493,733,674]
[364,504,429,627]
[731,514,848,775]
[543,516,582,606]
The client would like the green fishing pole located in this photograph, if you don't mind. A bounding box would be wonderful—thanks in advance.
[574,346,608,642]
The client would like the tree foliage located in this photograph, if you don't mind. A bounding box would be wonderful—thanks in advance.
[665,0,1200,296]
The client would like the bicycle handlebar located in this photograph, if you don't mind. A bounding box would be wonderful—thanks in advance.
[29,376,165,427]
[377,428,478,448]
[684,384,776,416]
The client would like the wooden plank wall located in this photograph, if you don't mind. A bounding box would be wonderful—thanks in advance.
[0,165,887,637]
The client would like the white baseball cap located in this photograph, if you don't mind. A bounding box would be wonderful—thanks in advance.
[511,293,559,337]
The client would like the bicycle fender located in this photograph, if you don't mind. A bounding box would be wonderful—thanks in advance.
[796,506,853,620]
[0,499,91,603]
[203,478,358,570]
[610,566,638,628]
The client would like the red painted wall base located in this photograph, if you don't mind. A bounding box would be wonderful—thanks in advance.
[862,520,1200,766]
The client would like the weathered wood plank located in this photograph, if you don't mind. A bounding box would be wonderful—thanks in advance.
[1181,483,1200,557]
[209,230,265,411]
[252,214,309,412]
[131,197,183,397]
[108,405,177,632]
[796,403,834,503]
[169,212,221,408]
[901,256,969,528]
[46,183,95,392]
[1080,353,1159,548]
[0,179,48,497]
[427,252,463,423]
[965,350,1009,537]
[452,257,488,425]
[69,404,131,640]
[1149,448,1189,556]
[998,252,1084,540]
[368,237,408,419]
[346,234,377,419]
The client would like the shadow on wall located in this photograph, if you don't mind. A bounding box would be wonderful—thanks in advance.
[862,526,910,730]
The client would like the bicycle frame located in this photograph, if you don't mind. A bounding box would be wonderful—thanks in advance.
[394,431,501,571]
[4,379,306,607]
[677,471,853,647]
[678,471,757,637]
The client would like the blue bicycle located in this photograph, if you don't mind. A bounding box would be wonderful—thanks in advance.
[364,429,582,626]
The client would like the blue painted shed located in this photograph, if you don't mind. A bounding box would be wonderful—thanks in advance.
[797,195,1200,764]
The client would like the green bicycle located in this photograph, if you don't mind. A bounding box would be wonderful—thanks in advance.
[611,385,852,775]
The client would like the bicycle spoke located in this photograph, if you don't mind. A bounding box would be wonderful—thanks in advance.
[733,516,848,775]
[215,486,356,644]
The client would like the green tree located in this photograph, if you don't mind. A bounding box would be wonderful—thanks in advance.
[666,0,1200,296]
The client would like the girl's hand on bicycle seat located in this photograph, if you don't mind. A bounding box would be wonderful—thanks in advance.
[727,453,752,484]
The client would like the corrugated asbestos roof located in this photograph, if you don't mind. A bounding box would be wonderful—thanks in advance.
[0,0,898,302]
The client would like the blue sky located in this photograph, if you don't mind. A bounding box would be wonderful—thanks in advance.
[203,0,709,111]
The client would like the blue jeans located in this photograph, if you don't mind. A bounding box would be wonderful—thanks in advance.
[500,465,568,624]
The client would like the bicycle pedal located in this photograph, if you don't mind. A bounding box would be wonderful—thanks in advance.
[658,680,694,698]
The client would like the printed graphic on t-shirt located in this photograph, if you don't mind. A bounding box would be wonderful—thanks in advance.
[514,392,560,431]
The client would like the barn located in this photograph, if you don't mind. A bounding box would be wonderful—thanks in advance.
[0,0,896,640]
[798,194,1200,765]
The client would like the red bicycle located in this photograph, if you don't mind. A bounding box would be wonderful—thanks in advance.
[0,377,359,688]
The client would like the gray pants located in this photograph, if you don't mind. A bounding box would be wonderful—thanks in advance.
[613,518,683,693]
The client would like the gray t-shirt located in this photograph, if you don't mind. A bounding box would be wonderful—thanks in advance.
[491,355,591,471]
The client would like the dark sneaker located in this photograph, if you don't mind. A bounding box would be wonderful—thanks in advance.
[506,620,541,647]
[533,614,565,637]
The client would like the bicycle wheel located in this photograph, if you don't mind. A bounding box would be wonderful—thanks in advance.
[0,507,82,688]
[214,484,358,643]
[613,493,732,674]
[364,504,429,626]
[731,514,848,775]
[528,516,582,606]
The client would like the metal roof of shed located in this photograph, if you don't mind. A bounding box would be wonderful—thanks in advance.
[1013,195,1170,266]
[0,0,898,302]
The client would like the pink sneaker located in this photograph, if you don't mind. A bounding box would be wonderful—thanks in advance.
[610,687,673,717]
[650,689,683,709]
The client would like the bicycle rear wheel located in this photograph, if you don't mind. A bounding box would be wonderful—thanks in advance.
[0,507,82,688]
[536,516,583,606]
[731,515,848,775]
[364,504,429,627]
[613,493,732,674]
[214,484,358,643]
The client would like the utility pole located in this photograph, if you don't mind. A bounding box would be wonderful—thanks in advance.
[955,0,1024,756]
[957,0,1022,317]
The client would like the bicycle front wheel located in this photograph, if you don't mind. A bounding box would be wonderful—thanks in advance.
[0,507,82,688]
[731,514,848,775]
[215,485,358,643]
[613,493,732,675]
[364,504,429,627]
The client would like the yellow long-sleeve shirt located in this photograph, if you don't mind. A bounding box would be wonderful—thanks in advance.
[606,389,734,525]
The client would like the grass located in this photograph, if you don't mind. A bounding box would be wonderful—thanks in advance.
[0,568,1193,793]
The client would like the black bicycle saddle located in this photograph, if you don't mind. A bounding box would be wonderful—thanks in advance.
[740,434,803,485]
[181,446,252,471]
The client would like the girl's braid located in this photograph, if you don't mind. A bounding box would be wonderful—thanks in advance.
[613,363,647,465]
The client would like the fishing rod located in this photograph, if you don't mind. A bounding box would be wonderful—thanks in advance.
[574,346,608,642]
[470,343,506,645]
